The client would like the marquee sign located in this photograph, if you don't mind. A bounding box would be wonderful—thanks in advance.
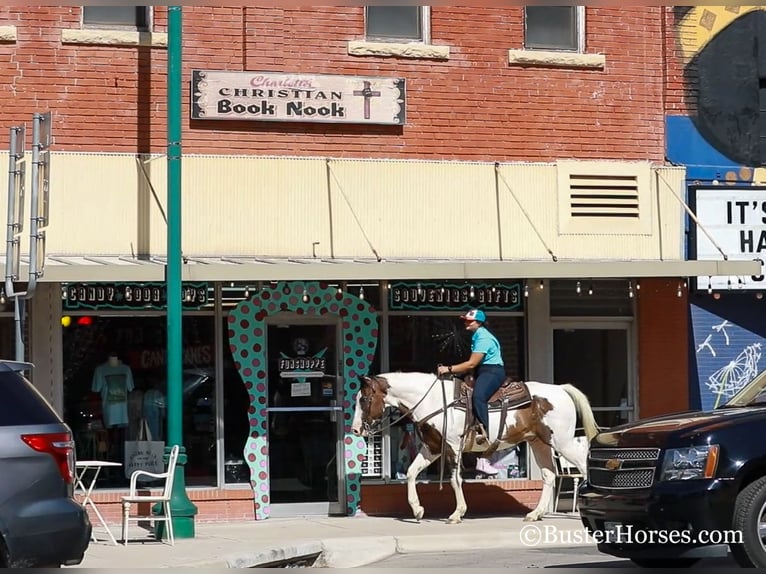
[191,70,406,125]
[62,282,209,310]
[389,282,522,311]
[690,186,766,291]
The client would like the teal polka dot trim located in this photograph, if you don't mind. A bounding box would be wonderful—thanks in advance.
[228,281,378,519]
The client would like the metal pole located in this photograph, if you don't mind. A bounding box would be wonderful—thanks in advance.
[159,4,198,540]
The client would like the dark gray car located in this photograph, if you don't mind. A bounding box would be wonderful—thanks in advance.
[0,361,91,567]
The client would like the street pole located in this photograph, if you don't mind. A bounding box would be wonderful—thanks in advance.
[160,4,198,539]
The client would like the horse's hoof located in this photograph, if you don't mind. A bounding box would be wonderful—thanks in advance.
[413,507,424,522]
[447,516,462,524]
[523,514,542,522]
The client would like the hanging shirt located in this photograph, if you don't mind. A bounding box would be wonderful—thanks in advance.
[471,326,504,366]
[91,363,134,428]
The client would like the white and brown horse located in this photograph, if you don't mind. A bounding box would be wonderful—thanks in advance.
[352,372,598,523]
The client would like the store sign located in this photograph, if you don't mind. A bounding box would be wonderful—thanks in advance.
[278,357,326,372]
[691,187,766,291]
[389,282,522,311]
[191,70,406,125]
[62,282,209,310]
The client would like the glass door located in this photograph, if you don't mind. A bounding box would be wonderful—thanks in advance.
[552,322,635,428]
[266,320,345,515]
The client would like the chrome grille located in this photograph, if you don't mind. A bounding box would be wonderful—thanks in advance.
[588,447,660,490]
[589,468,654,489]
[589,448,660,461]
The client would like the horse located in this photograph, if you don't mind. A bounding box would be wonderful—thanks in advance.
[351,372,599,524]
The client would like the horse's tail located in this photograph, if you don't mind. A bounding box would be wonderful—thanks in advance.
[560,383,600,441]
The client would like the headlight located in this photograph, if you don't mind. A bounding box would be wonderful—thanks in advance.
[659,445,719,481]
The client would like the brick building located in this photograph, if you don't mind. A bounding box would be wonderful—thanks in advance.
[0,6,753,525]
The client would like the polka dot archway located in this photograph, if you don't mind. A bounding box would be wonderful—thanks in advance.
[227,281,377,520]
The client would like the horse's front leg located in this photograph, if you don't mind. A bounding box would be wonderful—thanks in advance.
[447,458,467,524]
[407,447,438,522]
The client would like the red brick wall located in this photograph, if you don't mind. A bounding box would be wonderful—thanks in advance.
[86,482,543,524]
[636,278,689,418]
[0,6,664,160]
[664,6,695,115]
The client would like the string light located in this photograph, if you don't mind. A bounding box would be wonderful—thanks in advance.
[727,278,732,290]
[628,280,634,299]
[337,286,343,295]
[707,276,713,295]
[417,282,423,297]
[1,289,8,305]
[359,286,365,300]
[677,281,683,298]
[243,286,250,299]
[576,281,581,295]
[523,283,529,298]
[302,292,310,303]
[636,280,641,291]
[588,283,593,296]
[469,285,475,299]
[738,277,744,289]
[539,279,544,290]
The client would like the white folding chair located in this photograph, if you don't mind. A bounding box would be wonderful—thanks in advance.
[553,435,588,513]
[121,444,180,546]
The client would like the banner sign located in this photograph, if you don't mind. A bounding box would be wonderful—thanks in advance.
[690,186,766,291]
[389,282,522,311]
[62,282,209,310]
[191,70,406,125]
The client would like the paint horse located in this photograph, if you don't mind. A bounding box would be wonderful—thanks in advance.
[352,372,598,524]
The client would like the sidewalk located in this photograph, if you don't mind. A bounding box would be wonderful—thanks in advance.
[71,512,588,568]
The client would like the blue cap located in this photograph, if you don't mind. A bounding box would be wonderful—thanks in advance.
[459,309,486,322]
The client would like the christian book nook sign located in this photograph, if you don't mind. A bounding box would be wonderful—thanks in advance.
[191,70,406,125]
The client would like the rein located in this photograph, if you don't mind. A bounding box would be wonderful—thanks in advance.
[363,374,443,437]
[364,374,459,491]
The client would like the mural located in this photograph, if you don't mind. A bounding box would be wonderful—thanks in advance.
[669,7,766,407]
[227,281,377,519]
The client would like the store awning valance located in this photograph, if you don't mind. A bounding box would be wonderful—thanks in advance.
[16,255,761,283]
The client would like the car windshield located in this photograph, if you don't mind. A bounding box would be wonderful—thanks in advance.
[721,368,766,407]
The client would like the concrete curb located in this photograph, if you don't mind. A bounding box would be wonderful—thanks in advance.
[221,530,590,568]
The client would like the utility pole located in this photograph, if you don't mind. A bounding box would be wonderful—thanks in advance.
[161,4,198,539]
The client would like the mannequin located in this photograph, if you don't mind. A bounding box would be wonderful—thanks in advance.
[91,352,134,429]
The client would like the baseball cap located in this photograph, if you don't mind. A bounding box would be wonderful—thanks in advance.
[459,309,486,323]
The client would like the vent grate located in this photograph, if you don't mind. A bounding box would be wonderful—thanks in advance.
[361,433,383,477]
[569,174,640,218]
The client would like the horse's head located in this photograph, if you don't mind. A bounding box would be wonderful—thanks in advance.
[352,375,389,437]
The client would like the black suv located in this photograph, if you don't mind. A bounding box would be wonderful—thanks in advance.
[579,367,766,568]
[0,361,91,567]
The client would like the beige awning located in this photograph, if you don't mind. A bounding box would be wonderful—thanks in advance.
[26,255,762,283]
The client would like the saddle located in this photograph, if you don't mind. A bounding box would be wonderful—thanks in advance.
[456,375,533,457]
[459,375,532,410]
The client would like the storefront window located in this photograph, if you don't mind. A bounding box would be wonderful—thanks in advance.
[387,314,526,480]
[62,315,217,487]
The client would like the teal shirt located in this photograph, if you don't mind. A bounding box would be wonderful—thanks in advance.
[471,326,504,366]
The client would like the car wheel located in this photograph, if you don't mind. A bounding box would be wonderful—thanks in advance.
[629,558,699,568]
[731,476,766,568]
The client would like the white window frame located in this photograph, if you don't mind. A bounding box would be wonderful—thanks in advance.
[81,6,151,31]
[524,5,585,53]
[364,6,430,44]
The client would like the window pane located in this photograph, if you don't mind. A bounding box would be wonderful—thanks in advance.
[525,6,577,51]
[83,6,146,28]
[366,6,421,40]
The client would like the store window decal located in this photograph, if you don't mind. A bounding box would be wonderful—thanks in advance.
[227,281,378,519]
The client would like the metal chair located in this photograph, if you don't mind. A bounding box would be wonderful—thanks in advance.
[553,436,588,513]
[121,444,179,546]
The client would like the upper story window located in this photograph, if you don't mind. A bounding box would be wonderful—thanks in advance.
[82,6,149,30]
[524,6,584,52]
[365,6,429,43]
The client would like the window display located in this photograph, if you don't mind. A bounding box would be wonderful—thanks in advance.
[386,314,526,480]
[62,315,217,487]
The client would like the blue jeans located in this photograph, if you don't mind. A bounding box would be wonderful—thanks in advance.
[472,364,506,430]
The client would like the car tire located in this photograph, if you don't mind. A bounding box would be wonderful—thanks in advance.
[731,476,766,568]
[629,558,699,568]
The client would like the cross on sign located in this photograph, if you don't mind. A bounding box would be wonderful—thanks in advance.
[352,80,381,120]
